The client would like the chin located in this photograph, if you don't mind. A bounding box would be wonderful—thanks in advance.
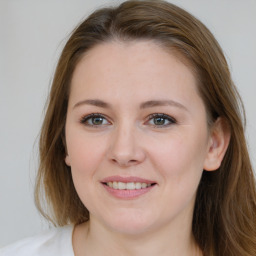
[100,210,157,235]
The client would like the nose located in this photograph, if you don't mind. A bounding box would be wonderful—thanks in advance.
[107,124,146,167]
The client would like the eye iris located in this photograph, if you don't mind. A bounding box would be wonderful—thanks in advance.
[92,117,103,125]
[154,117,165,125]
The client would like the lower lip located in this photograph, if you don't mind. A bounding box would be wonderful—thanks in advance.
[102,184,155,199]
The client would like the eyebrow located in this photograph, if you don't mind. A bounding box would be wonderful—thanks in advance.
[73,99,110,109]
[140,100,188,111]
[73,99,188,111]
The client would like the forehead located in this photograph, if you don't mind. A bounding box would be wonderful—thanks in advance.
[69,40,202,110]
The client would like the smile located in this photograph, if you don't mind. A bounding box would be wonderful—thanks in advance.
[101,176,157,199]
[105,181,154,190]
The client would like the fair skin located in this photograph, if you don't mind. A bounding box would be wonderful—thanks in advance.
[65,40,230,256]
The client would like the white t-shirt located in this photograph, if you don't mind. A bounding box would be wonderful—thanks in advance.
[0,225,74,256]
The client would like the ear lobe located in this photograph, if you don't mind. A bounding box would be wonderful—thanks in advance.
[204,117,231,171]
[65,155,71,166]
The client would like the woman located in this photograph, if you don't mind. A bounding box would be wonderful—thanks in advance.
[1,0,256,255]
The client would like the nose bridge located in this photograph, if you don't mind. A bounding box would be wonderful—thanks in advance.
[108,120,145,166]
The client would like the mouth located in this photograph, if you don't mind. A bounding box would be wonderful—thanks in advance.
[101,176,157,199]
[103,181,156,190]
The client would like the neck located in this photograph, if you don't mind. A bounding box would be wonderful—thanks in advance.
[73,215,202,256]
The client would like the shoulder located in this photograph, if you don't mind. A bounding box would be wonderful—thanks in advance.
[0,225,74,256]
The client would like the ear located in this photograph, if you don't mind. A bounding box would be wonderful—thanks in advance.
[61,131,71,166]
[65,154,71,166]
[204,117,231,171]
[65,155,71,166]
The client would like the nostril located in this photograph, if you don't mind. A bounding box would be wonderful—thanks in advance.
[110,158,138,167]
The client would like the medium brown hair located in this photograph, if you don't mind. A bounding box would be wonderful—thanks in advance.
[35,1,256,255]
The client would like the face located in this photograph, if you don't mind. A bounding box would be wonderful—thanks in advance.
[65,41,213,235]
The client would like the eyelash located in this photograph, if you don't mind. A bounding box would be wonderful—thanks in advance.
[80,113,177,128]
[80,113,111,127]
[146,113,177,127]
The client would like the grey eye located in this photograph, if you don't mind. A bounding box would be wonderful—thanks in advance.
[147,114,176,127]
[153,117,167,125]
[91,116,105,125]
[81,114,110,126]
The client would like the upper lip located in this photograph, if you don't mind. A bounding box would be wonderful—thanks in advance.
[101,176,156,184]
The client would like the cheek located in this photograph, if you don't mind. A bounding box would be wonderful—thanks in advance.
[148,129,208,180]
[146,130,208,213]
[66,130,107,179]
[66,132,108,209]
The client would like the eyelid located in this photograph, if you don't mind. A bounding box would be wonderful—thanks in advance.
[146,113,177,127]
[80,113,112,126]
[79,112,176,128]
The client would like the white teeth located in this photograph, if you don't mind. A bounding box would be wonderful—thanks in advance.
[135,182,142,189]
[113,181,118,189]
[126,182,135,190]
[106,181,153,190]
[107,182,113,188]
[141,183,147,188]
[118,182,126,190]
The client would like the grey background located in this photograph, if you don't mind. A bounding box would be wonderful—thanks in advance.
[0,0,255,247]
